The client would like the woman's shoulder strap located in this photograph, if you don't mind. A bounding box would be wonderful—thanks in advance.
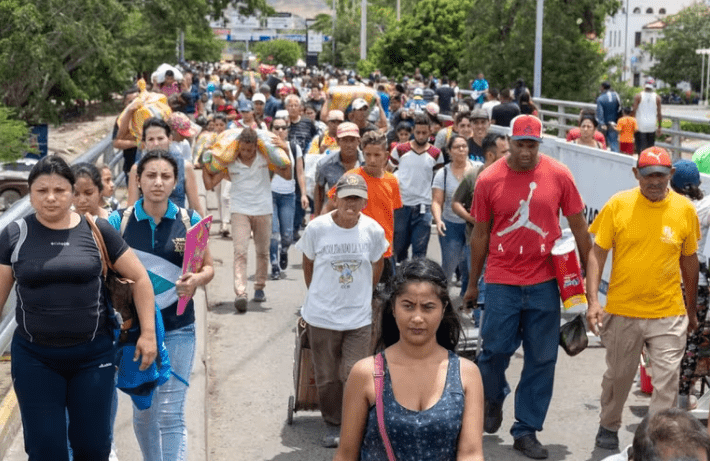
[119,206,134,236]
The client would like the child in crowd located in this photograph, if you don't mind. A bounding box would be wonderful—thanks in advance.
[615,107,637,156]
[99,165,119,211]
[390,122,412,152]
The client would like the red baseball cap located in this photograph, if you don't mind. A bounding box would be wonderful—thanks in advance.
[510,115,542,142]
[638,146,672,176]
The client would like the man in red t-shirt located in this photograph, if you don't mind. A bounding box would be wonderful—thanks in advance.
[463,115,592,459]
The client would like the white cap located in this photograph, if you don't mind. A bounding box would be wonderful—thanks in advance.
[252,93,266,103]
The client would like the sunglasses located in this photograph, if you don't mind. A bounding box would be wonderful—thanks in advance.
[273,126,289,131]
[328,120,343,124]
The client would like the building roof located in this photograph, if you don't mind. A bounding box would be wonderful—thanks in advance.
[643,20,667,29]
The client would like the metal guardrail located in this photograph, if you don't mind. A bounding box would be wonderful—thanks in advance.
[458,90,710,159]
[0,133,120,355]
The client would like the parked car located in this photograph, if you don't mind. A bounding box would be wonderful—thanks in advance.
[0,158,37,211]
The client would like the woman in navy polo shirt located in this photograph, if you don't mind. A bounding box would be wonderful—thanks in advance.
[109,150,214,461]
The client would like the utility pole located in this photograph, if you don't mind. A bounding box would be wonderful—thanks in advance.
[332,0,337,66]
[397,0,400,21]
[623,0,630,83]
[533,0,543,98]
[360,0,367,60]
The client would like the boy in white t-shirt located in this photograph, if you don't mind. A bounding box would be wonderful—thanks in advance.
[296,173,387,448]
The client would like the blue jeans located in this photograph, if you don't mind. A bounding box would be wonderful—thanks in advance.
[438,220,468,284]
[605,128,619,153]
[293,181,306,234]
[133,323,196,461]
[12,333,116,461]
[478,280,560,439]
[394,205,432,263]
[270,191,296,268]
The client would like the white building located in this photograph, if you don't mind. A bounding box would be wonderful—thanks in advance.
[603,0,698,87]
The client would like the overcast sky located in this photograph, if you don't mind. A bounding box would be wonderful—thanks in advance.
[267,0,331,19]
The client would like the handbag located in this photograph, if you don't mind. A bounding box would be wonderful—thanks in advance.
[374,352,397,461]
[85,213,139,343]
[559,314,588,356]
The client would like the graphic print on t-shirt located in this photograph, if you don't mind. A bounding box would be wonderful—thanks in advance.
[331,259,362,287]
[496,182,548,238]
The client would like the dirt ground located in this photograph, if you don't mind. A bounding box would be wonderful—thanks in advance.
[47,113,119,161]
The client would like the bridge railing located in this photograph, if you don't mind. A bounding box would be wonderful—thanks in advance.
[0,133,122,355]
[459,90,710,159]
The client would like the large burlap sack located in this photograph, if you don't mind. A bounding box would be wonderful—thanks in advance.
[119,79,172,142]
[327,86,377,112]
[192,132,217,165]
[204,128,291,174]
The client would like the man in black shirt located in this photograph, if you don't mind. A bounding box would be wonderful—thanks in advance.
[435,77,456,115]
[491,88,521,128]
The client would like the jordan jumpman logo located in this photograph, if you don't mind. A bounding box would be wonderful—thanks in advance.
[497,182,548,238]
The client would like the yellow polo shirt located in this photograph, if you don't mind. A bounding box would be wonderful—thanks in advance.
[589,187,700,318]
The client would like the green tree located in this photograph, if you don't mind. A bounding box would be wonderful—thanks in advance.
[208,0,274,19]
[0,106,30,160]
[0,0,225,123]
[252,39,303,67]
[365,0,473,81]
[460,0,620,101]
[312,1,396,68]
[647,4,710,90]
[0,0,133,123]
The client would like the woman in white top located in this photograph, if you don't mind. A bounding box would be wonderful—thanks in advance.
[269,115,301,280]
[432,134,476,285]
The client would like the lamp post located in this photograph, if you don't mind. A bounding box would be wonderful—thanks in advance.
[333,0,337,66]
[360,0,367,61]
[533,0,543,98]
[696,49,710,105]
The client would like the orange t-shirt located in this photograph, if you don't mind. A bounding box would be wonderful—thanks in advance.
[616,116,638,144]
[328,166,402,258]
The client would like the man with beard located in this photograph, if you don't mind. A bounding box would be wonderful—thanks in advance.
[390,114,443,262]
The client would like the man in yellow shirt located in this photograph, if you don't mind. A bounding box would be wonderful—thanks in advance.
[587,146,700,452]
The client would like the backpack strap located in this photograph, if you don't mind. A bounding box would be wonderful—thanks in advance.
[374,352,397,461]
[179,208,191,231]
[120,206,134,236]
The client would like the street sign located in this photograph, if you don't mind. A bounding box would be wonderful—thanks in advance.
[229,14,260,29]
[307,31,323,53]
[267,17,292,29]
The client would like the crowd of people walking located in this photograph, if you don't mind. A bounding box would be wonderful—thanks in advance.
[3,57,710,461]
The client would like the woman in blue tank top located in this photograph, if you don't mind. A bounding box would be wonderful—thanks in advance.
[336,258,484,461]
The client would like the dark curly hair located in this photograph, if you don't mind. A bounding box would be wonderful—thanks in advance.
[374,258,462,353]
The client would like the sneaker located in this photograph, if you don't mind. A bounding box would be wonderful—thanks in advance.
[220,223,230,238]
[234,296,247,313]
[279,251,288,270]
[595,425,619,450]
[483,399,503,434]
[253,289,266,302]
[321,425,340,448]
[513,434,548,459]
[270,266,281,280]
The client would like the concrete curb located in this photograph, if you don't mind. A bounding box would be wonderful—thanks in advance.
[0,388,20,461]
